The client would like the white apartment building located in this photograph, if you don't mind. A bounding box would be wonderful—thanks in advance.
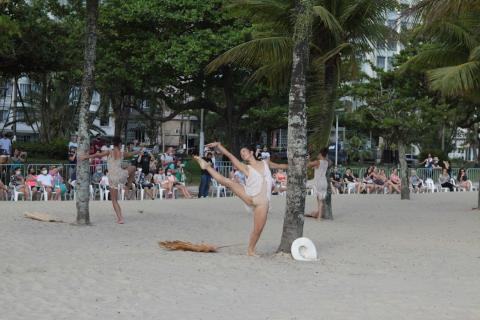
[0,77,199,150]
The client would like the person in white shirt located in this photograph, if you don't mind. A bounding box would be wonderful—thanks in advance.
[36,167,53,199]
[68,135,78,149]
[260,146,270,160]
[0,133,12,155]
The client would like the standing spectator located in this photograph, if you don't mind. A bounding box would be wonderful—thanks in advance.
[68,135,78,149]
[260,146,271,160]
[68,147,77,164]
[137,150,152,175]
[92,135,104,153]
[420,153,434,177]
[11,148,27,167]
[37,167,53,200]
[0,133,12,155]
[198,152,214,198]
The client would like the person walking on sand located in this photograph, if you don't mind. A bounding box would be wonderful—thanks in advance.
[80,137,142,224]
[305,148,329,219]
[194,142,287,256]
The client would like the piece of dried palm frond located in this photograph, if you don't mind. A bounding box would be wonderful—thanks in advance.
[24,212,64,223]
[159,240,217,253]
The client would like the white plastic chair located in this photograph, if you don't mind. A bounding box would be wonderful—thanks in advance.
[10,185,25,201]
[467,180,478,192]
[425,178,436,193]
[211,179,226,198]
[39,186,49,201]
[156,184,166,200]
[99,184,110,201]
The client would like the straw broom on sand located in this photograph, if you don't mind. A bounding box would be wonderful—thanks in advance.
[159,241,242,253]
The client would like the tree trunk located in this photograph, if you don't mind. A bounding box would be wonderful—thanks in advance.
[398,141,410,200]
[319,61,338,218]
[323,165,333,219]
[278,0,313,253]
[76,0,99,225]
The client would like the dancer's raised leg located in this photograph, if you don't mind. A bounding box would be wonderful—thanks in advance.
[194,156,253,206]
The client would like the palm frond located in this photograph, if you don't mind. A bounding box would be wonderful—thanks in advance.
[247,59,292,92]
[428,61,480,95]
[312,5,343,40]
[206,36,292,73]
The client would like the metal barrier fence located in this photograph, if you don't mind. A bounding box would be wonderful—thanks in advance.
[2,161,479,188]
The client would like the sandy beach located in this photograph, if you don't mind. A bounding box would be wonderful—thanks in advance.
[1,192,480,320]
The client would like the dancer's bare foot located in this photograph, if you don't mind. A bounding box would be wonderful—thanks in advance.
[116,219,124,224]
[193,156,211,170]
[247,249,259,257]
[305,211,320,219]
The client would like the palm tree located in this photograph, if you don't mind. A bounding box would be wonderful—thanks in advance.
[404,1,480,96]
[404,0,480,208]
[278,0,313,253]
[208,0,396,218]
[76,0,100,225]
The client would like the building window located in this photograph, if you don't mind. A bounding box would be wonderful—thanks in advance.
[387,39,397,51]
[386,57,393,71]
[376,56,386,69]
[0,110,7,122]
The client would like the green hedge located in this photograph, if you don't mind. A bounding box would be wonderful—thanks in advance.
[13,138,69,160]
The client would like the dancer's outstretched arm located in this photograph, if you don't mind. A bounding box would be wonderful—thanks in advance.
[307,160,319,168]
[267,159,288,170]
[206,142,248,175]
[124,148,144,158]
[79,150,110,160]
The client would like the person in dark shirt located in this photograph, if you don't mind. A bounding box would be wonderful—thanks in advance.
[137,150,152,175]
[198,152,214,198]
[329,167,343,193]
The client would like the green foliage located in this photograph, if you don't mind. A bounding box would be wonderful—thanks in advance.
[14,138,68,160]
[405,1,480,96]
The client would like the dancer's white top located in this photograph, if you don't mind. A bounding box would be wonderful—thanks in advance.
[245,160,273,203]
[314,159,329,200]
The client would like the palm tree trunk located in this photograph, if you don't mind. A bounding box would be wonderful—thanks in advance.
[278,0,313,253]
[398,141,410,200]
[76,0,99,225]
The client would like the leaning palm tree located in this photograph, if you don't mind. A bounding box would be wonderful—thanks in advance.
[404,0,480,209]
[208,0,397,218]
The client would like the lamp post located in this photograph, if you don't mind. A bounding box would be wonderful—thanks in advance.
[199,108,204,157]
[334,108,345,167]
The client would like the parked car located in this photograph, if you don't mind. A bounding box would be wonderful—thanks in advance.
[405,154,419,167]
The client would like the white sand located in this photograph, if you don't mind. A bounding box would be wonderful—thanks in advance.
[1,193,480,320]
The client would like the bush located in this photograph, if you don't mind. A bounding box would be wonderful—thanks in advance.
[13,138,68,160]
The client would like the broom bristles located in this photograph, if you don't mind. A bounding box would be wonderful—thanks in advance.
[159,240,217,253]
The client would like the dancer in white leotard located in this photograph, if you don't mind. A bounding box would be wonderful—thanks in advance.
[306,147,329,219]
[81,137,142,224]
[194,142,286,256]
